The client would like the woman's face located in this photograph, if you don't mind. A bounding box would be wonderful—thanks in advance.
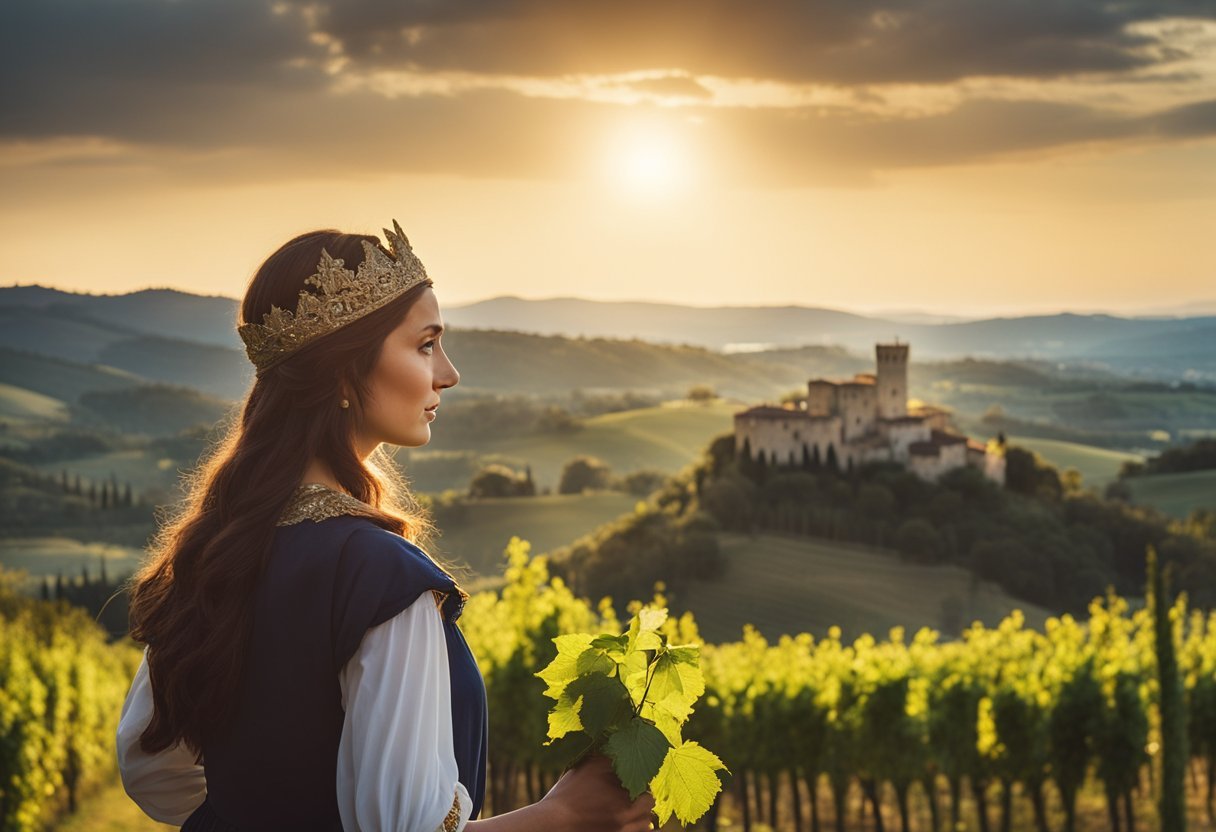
[354,287,458,455]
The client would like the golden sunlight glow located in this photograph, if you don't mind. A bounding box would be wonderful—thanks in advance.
[603,121,693,196]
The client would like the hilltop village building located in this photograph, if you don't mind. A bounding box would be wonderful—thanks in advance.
[733,342,1006,485]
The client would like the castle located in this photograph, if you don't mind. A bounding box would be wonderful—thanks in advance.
[733,342,1006,485]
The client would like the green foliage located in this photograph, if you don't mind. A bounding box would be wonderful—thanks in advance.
[1124,438,1216,478]
[557,455,614,495]
[78,385,230,437]
[459,534,1216,829]
[0,568,142,831]
[894,517,944,563]
[534,605,728,826]
[1004,445,1064,500]
[467,463,536,498]
[714,429,1216,614]
[1150,546,1188,832]
[616,468,668,497]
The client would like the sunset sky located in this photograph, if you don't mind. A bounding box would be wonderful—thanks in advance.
[2,0,1215,317]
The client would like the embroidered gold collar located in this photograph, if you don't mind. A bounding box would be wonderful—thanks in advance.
[277,482,380,527]
[277,482,470,618]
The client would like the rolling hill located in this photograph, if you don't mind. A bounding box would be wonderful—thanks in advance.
[0,285,241,348]
[668,531,1056,644]
[5,284,1215,381]
[1002,436,1144,488]
[0,383,70,425]
[1125,469,1216,520]
[0,348,144,403]
[408,399,738,491]
[427,492,641,579]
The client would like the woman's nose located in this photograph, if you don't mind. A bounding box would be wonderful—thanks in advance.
[442,357,459,389]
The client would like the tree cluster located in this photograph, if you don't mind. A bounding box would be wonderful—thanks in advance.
[1119,437,1216,478]
[468,463,537,498]
[703,432,1216,615]
[547,461,726,615]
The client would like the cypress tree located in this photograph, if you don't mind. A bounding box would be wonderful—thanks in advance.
[740,437,758,481]
[1149,546,1186,832]
[826,444,839,472]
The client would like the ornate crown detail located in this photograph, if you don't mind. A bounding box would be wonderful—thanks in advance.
[238,220,432,373]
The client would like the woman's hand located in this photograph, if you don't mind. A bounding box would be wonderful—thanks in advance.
[539,753,657,832]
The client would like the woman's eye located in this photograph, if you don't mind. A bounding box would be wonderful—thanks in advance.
[421,340,436,354]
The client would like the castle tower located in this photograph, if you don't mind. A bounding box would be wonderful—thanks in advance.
[875,341,909,419]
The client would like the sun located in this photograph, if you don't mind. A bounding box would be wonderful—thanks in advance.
[604,122,693,196]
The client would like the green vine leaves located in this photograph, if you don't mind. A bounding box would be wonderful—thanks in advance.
[535,605,730,826]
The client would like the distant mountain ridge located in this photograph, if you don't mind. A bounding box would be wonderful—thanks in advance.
[1,285,240,348]
[2,284,1213,382]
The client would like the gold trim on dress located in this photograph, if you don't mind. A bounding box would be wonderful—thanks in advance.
[277,483,380,527]
[438,787,463,832]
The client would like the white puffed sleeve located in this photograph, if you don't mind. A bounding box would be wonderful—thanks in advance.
[115,648,208,824]
[338,590,473,832]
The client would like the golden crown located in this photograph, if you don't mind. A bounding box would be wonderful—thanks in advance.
[238,220,432,373]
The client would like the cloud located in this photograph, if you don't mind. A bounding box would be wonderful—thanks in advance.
[617,74,714,102]
[1,0,1214,188]
[292,0,1214,85]
[1146,97,1216,137]
[0,0,322,139]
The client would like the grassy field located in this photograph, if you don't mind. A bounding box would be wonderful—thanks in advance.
[463,398,734,482]
[0,346,143,402]
[669,531,1055,644]
[419,399,737,491]
[0,381,70,423]
[33,449,187,495]
[0,537,145,589]
[54,781,174,832]
[1125,468,1216,519]
[429,491,640,580]
[1002,435,1143,489]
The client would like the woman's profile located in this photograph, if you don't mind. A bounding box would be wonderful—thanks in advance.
[115,222,657,832]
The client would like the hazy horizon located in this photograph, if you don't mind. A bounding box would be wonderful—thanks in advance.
[4,279,1215,322]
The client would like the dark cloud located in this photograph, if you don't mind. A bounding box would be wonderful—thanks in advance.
[0,0,321,138]
[1146,97,1216,137]
[294,0,1215,85]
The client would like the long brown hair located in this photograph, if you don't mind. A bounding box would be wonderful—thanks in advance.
[127,230,452,759]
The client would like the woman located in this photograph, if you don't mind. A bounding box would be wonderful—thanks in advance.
[116,222,656,832]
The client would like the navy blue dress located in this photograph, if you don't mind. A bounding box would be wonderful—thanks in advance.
[181,516,487,831]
